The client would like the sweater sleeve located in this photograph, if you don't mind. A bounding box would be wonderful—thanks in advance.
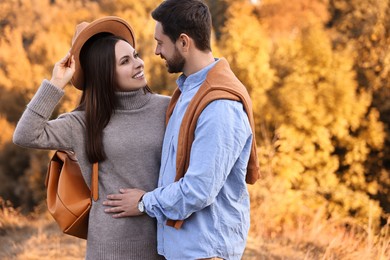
[13,80,75,151]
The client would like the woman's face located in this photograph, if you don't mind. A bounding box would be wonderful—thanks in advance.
[115,40,147,91]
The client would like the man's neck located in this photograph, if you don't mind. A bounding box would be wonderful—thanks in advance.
[183,50,215,76]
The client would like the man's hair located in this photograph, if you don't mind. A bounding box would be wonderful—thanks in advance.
[151,0,212,51]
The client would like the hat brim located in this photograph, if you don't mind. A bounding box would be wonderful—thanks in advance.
[70,16,136,90]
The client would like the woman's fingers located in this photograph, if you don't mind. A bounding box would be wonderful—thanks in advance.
[58,52,71,65]
[69,55,75,70]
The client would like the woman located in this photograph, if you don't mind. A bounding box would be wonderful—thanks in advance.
[13,16,169,259]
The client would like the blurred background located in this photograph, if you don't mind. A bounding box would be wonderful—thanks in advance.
[0,0,389,259]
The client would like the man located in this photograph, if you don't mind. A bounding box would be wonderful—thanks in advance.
[104,0,259,259]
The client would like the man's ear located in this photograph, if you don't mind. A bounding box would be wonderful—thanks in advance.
[178,33,190,51]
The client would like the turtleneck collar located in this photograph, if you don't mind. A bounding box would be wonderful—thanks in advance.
[115,87,152,110]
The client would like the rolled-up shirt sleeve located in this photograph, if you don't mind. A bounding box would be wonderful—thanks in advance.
[142,99,252,222]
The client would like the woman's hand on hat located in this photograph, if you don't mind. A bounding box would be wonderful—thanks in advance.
[50,52,75,90]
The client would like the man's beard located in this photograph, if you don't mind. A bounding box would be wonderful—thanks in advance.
[165,46,185,73]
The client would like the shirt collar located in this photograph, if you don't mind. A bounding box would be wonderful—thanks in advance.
[176,58,219,93]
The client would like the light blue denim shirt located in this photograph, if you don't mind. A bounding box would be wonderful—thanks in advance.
[142,59,253,260]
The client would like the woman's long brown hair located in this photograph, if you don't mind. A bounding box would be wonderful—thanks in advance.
[77,33,123,163]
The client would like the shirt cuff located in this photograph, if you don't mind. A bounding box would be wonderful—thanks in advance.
[142,191,164,222]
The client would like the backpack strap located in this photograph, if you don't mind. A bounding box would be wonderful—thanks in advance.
[91,162,99,201]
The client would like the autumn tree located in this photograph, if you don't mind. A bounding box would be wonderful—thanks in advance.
[327,0,390,217]
[0,0,100,209]
[257,0,329,38]
[218,1,274,135]
[260,23,385,228]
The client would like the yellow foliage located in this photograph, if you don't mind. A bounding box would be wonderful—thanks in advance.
[0,0,388,251]
[219,1,274,97]
[257,21,386,228]
[0,116,14,149]
[364,109,386,149]
[0,27,34,91]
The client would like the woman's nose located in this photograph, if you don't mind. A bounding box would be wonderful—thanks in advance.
[135,57,144,68]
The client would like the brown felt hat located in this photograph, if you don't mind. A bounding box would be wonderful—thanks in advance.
[69,16,136,90]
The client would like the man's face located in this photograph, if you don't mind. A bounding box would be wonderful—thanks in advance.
[154,22,185,73]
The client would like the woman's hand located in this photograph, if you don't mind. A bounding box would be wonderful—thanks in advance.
[50,52,75,89]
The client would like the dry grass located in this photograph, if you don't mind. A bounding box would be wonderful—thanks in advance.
[246,178,390,260]
[1,195,389,260]
[244,217,390,260]
[0,198,85,260]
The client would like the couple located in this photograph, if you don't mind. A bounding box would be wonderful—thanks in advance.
[13,0,259,259]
